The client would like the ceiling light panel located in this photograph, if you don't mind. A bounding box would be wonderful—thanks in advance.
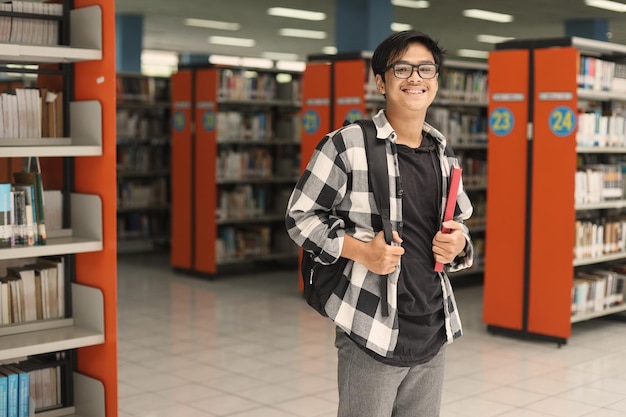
[208,36,256,47]
[457,49,490,59]
[391,0,429,9]
[262,52,300,61]
[476,34,515,44]
[462,9,514,23]
[279,28,327,39]
[391,22,413,31]
[267,7,326,21]
[184,18,240,30]
[584,0,626,12]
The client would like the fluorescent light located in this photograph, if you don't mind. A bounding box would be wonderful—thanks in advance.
[262,51,300,61]
[276,73,294,83]
[241,57,273,69]
[141,49,179,66]
[209,55,242,66]
[184,18,240,30]
[276,61,306,72]
[585,0,626,12]
[462,9,513,23]
[457,49,490,59]
[392,0,429,9]
[279,28,327,39]
[391,22,413,32]
[476,34,515,44]
[267,7,326,21]
[208,36,255,47]
[322,46,337,55]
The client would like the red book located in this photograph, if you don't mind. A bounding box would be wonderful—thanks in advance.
[435,166,462,272]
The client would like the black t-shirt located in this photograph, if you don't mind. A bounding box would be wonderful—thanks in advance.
[359,132,446,367]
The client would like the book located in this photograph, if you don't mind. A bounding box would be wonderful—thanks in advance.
[0,370,7,417]
[10,184,35,246]
[13,171,46,245]
[0,367,18,417]
[435,166,463,272]
[0,183,11,248]
[3,365,28,417]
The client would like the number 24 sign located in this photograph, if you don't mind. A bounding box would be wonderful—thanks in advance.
[549,106,576,137]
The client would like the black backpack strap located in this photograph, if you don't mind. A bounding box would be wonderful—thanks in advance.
[354,119,391,317]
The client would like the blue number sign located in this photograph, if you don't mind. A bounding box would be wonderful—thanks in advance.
[489,107,514,136]
[173,111,186,132]
[549,106,576,137]
[302,110,320,135]
[202,110,215,132]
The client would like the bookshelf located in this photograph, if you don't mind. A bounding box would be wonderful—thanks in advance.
[0,1,115,416]
[116,73,170,253]
[170,65,302,275]
[483,36,626,345]
[300,54,488,287]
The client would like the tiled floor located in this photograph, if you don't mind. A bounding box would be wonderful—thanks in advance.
[117,253,626,417]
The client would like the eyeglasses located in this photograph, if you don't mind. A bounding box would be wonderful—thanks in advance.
[382,62,439,79]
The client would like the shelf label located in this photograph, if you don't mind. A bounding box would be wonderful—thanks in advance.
[306,98,330,106]
[337,96,361,105]
[539,92,573,101]
[489,107,514,136]
[302,110,320,134]
[491,93,524,102]
[202,110,215,132]
[549,106,576,137]
[173,111,186,132]
[345,109,364,123]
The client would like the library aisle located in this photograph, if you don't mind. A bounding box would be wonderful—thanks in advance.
[116,254,626,417]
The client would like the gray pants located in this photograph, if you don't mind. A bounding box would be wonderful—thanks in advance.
[335,328,446,417]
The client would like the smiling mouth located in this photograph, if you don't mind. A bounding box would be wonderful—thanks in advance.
[402,87,427,94]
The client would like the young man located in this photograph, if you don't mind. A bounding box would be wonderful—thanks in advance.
[286,30,474,417]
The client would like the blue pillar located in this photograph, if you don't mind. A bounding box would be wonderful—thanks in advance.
[564,19,609,41]
[115,14,143,73]
[335,0,393,53]
[179,53,211,66]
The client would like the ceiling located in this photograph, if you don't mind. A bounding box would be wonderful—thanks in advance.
[114,0,626,67]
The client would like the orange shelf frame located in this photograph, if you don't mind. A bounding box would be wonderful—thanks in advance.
[484,43,579,344]
[73,0,117,415]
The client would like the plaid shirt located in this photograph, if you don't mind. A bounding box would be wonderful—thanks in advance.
[286,109,473,358]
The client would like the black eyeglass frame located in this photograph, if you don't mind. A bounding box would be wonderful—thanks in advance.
[381,62,440,79]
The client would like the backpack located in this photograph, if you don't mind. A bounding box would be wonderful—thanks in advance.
[301,119,393,317]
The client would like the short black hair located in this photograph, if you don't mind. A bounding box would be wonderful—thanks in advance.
[371,30,445,81]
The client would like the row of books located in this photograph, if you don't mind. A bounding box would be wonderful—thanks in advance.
[574,218,626,260]
[456,155,487,186]
[217,111,273,142]
[117,178,168,210]
[118,211,169,240]
[0,1,63,46]
[217,148,273,180]
[0,257,64,325]
[0,88,63,139]
[575,165,623,205]
[218,185,267,221]
[572,267,626,317]
[117,145,169,174]
[115,75,169,103]
[0,354,64,417]
[427,108,487,145]
[578,55,626,93]
[116,108,169,139]
[216,225,271,261]
[218,69,302,101]
[0,172,47,248]
[576,111,626,148]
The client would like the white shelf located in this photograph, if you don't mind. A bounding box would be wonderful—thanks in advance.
[574,252,626,267]
[0,193,102,260]
[0,283,104,361]
[0,101,102,157]
[576,200,626,211]
[0,6,101,63]
[571,304,626,323]
[578,88,626,102]
[577,146,626,154]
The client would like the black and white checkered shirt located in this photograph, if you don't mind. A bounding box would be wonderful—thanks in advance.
[286,109,473,357]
